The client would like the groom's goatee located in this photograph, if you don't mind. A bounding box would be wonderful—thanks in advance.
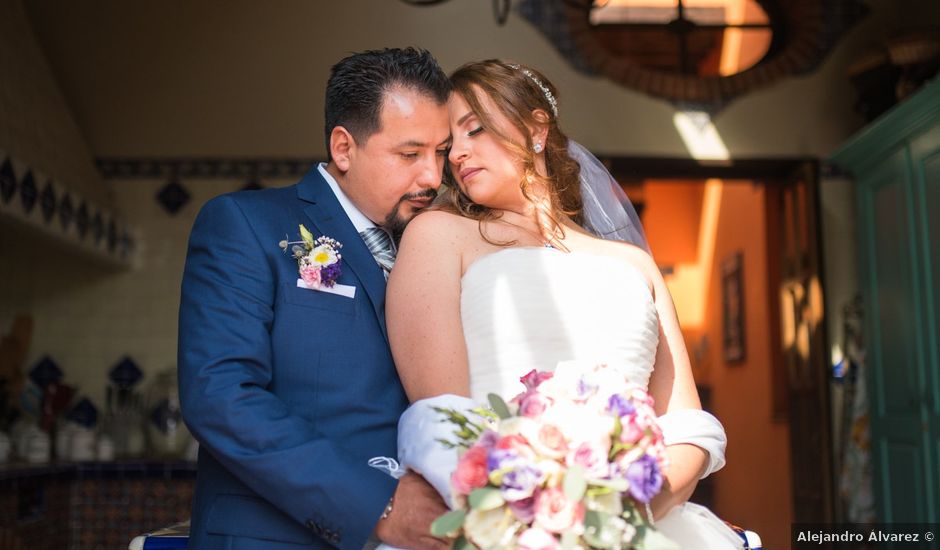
[384,188,439,242]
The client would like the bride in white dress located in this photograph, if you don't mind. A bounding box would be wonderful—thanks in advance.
[383,60,750,549]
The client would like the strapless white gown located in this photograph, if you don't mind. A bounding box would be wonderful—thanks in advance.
[464,247,743,548]
[385,247,747,549]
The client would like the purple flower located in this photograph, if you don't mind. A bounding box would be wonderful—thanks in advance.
[625,454,663,503]
[509,496,537,523]
[478,429,500,449]
[608,394,635,417]
[487,449,521,472]
[576,376,598,399]
[500,465,542,502]
[320,262,342,286]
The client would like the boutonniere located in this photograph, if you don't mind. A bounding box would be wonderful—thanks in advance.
[279,224,343,289]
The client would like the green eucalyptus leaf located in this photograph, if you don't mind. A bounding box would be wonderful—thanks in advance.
[584,509,604,530]
[563,465,587,501]
[487,393,512,420]
[468,487,505,511]
[430,510,466,538]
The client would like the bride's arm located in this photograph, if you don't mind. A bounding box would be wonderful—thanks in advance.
[633,249,713,521]
[387,210,471,401]
[385,211,476,509]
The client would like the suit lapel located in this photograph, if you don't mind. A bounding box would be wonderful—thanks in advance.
[296,168,389,342]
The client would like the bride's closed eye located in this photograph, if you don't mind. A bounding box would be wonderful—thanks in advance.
[467,126,484,137]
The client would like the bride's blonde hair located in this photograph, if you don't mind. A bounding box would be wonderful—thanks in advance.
[440,60,583,244]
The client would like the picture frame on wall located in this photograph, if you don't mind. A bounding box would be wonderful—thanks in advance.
[721,251,746,363]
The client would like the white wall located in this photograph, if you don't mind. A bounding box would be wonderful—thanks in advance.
[0,0,110,205]
[22,0,940,160]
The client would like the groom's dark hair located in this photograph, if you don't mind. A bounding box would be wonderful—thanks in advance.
[324,47,450,160]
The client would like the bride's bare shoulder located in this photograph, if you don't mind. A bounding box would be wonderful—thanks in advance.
[399,209,478,250]
[598,239,660,289]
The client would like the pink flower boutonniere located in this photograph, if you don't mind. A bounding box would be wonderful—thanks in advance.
[279,224,343,288]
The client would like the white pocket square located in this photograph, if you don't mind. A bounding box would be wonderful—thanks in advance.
[296,278,356,298]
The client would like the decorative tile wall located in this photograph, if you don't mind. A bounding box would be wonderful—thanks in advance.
[0,150,136,268]
[2,161,301,411]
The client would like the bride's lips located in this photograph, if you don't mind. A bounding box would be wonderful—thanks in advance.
[459,167,482,182]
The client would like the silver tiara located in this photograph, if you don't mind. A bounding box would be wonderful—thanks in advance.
[508,63,558,117]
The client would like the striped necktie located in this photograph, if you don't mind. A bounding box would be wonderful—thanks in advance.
[359,227,396,275]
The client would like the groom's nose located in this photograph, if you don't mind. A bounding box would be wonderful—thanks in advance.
[415,152,443,189]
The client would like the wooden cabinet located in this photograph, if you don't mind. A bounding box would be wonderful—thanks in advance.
[831,78,940,523]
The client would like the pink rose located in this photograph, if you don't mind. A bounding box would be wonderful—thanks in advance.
[496,434,537,459]
[521,369,554,391]
[532,424,568,459]
[451,445,489,495]
[518,391,552,418]
[566,438,611,479]
[534,487,585,534]
[517,527,561,550]
[300,266,321,288]
[620,415,645,445]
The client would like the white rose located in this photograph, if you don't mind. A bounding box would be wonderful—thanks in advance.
[464,506,520,549]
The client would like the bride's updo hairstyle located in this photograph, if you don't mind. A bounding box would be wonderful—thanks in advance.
[444,60,583,242]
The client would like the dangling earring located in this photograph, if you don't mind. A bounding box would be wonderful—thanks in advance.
[533,142,543,153]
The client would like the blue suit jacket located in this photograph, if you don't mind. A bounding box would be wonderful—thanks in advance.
[178,167,408,549]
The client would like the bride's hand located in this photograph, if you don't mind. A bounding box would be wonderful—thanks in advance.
[375,472,451,550]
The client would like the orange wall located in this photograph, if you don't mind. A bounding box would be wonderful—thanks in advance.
[641,180,792,548]
[644,180,705,266]
[706,182,791,549]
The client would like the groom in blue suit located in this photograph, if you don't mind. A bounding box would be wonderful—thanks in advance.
[178,48,452,549]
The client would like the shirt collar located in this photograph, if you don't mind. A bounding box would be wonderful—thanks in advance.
[318,163,375,234]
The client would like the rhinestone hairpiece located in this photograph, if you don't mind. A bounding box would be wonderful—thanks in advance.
[508,63,558,117]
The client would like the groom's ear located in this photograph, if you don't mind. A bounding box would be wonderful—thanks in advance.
[330,126,355,172]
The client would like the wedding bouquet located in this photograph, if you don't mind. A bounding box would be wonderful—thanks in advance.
[430,361,679,550]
